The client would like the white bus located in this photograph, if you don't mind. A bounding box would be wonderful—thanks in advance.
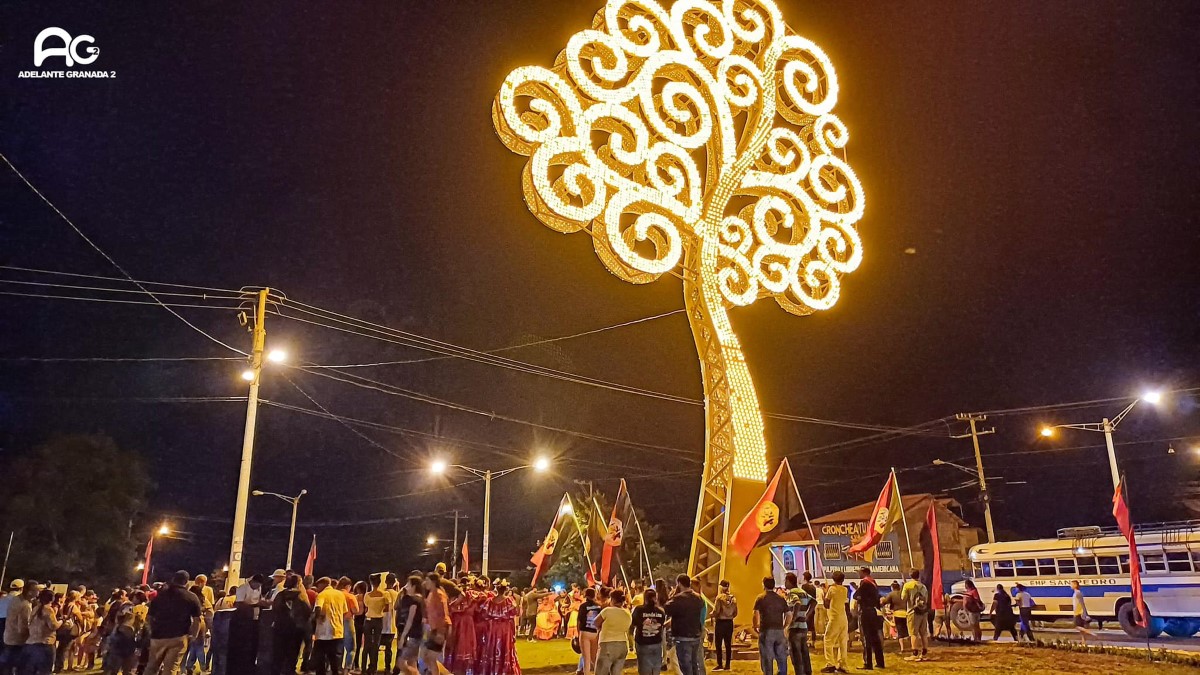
[951,521,1200,638]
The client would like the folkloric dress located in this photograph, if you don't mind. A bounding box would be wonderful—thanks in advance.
[478,594,521,675]
[532,594,559,641]
[445,592,479,675]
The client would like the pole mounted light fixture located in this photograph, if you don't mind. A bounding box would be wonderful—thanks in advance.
[1039,389,1164,488]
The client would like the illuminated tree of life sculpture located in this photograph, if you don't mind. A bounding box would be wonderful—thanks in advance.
[492,0,863,598]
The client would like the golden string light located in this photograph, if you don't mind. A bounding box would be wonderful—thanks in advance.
[492,0,864,583]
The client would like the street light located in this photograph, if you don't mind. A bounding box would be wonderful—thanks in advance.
[1040,391,1163,489]
[251,489,307,570]
[430,456,552,576]
[426,535,437,546]
[142,522,171,585]
[267,349,287,363]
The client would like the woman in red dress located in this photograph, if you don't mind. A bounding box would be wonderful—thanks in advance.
[445,583,479,675]
[477,583,521,675]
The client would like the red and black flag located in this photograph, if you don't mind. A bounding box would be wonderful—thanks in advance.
[729,459,808,562]
[304,534,317,577]
[919,500,945,610]
[1113,478,1149,627]
[585,496,608,583]
[531,494,574,586]
[600,479,634,585]
[847,470,904,562]
[460,532,470,575]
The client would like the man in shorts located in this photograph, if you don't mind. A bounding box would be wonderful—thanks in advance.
[901,571,930,662]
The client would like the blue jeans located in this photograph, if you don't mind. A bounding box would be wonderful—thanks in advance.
[758,628,787,675]
[342,618,356,668]
[635,642,663,675]
[673,638,705,675]
[22,644,54,675]
[183,633,207,672]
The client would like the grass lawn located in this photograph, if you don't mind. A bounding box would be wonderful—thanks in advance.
[515,638,1197,675]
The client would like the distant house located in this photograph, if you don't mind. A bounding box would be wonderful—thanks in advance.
[770,493,982,584]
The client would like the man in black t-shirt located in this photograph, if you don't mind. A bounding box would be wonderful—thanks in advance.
[854,568,884,670]
[145,570,202,675]
[752,577,790,675]
[664,575,705,675]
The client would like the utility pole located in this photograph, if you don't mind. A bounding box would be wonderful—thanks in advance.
[482,470,492,578]
[953,413,996,543]
[0,531,13,589]
[228,288,269,589]
[451,510,460,577]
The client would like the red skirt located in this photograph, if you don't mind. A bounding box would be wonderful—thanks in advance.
[477,618,520,675]
[446,609,478,675]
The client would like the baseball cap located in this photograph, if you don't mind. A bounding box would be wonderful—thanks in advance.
[272,569,287,577]
[9,579,23,590]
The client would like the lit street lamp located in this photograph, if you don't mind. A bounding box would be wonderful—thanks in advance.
[430,456,551,576]
[142,523,170,585]
[252,489,307,570]
[1040,391,1163,489]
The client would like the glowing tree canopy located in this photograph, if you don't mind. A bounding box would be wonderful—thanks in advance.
[493,0,863,594]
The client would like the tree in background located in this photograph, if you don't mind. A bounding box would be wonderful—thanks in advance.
[542,488,682,587]
[0,434,151,587]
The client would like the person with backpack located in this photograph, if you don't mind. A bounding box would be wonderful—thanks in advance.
[711,581,737,671]
[900,571,929,662]
[271,574,312,675]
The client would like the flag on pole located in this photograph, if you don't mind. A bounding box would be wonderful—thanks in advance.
[600,480,634,585]
[729,459,808,562]
[531,494,574,586]
[141,536,153,586]
[585,497,608,584]
[919,500,944,610]
[461,532,470,574]
[304,534,317,577]
[1113,478,1149,627]
[847,470,904,562]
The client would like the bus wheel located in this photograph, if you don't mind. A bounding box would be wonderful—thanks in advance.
[1117,602,1164,638]
[950,599,973,632]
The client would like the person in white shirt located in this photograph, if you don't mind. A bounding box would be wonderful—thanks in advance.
[1014,583,1035,643]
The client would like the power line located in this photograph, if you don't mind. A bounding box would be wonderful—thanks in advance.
[0,153,247,354]
[0,265,245,296]
[0,290,245,311]
[278,374,414,462]
[0,278,244,301]
[0,356,242,363]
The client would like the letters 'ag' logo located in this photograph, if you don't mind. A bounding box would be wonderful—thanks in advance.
[34,28,99,67]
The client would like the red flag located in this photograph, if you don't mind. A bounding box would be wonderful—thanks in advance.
[601,480,634,585]
[141,536,153,586]
[531,494,573,586]
[847,471,904,561]
[304,534,317,577]
[920,501,944,610]
[729,459,808,562]
[585,497,608,584]
[1113,480,1149,627]
[461,532,470,574]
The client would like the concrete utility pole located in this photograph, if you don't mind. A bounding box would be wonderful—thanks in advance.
[228,288,269,589]
[952,413,997,543]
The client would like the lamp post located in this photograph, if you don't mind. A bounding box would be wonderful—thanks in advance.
[1040,391,1162,489]
[932,459,996,543]
[252,489,307,570]
[430,456,550,576]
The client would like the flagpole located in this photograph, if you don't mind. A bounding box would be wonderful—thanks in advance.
[568,494,597,583]
[591,496,609,583]
[891,467,916,570]
[632,511,654,582]
[783,459,820,577]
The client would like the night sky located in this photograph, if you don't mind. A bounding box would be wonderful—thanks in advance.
[1,1,1197,580]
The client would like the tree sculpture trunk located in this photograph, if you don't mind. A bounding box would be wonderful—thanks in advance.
[683,237,772,604]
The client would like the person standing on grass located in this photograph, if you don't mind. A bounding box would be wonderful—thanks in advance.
[592,590,631,675]
[1014,584,1036,643]
[144,571,202,675]
[819,572,848,675]
[901,570,929,662]
[1070,581,1095,645]
[577,587,602,675]
[753,577,790,675]
[396,576,424,675]
[712,581,737,672]
[852,568,883,671]
[313,577,349,675]
[664,575,705,675]
[784,573,812,675]
[631,588,665,675]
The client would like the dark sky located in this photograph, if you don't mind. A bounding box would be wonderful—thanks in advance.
[0,1,1197,579]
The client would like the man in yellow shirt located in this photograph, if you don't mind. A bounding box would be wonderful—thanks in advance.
[821,572,849,674]
[313,577,349,675]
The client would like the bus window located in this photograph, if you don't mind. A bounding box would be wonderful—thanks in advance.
[1057,558,1076,576]
[1098,556,1120,575]
[1077,556,1098,576]
[981,562,992,577]
[1142,554,1166,572]
[995,560,1014,577]
[1119,554,1131,574]
[1015,559,1038,577]
[1191,550,1200,570]
[1037,558,1056,575]
[1166,551,1192,572]
[972,562,982,577]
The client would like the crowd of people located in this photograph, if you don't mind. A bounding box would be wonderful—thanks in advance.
[0,563,1060,675]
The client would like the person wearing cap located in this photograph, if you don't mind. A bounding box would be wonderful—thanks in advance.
[267,569,288,601]
[145,570,202,675]
[0,580,21,653]
[0,580,32,673]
